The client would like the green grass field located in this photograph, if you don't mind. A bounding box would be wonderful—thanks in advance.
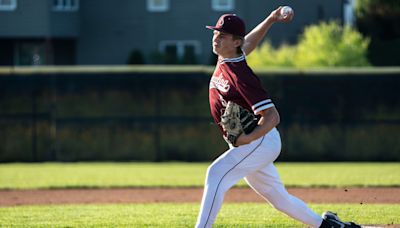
[0,203,399,227]
[0,162,399,189]
[1,162,399,227]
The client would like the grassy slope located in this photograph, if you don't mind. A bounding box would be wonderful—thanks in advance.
[0,204,399,227]
[0,162,399,189]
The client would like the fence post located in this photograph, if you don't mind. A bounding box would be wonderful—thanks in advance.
[50,75,58,161]
[31,88,38,162]
[154,79,163,161]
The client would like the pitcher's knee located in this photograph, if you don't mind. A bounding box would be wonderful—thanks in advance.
[205,163,224,185]
[205,163,236,194]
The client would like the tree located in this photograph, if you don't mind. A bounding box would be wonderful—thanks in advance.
[127,49,145,65]
[355,0,400,66]
[295,21,370,68]
[247,21,370,68]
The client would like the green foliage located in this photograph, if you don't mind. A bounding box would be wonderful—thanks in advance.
[355,0,400,66]
[0,203,399,227]
[281,124,400,162]
[246,42,295,68]
[296,21,370,67]
[181,48,198,65]
[56,126,157,161]
[127,49,145,64]
[355,0,400,18]
[160,124,225,161]
[247,21,370,68]
[1,71,399,162]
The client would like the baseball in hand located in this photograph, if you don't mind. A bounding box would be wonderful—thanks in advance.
[280,6,294,21]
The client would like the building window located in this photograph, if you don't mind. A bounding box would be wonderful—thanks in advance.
[14,41,48,66]
[0,0,17,11]
[212,0,234,11]
[147,0,169,12]
[159,41,201,64]
[53,0,79,12]
[343,0,356,26]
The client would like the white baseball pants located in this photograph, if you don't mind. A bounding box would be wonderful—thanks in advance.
[195,128,323,228]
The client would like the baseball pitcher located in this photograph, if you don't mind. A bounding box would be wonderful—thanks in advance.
[195,6,361,228]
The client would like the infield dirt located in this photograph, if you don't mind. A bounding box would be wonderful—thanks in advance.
[0,187,399,206]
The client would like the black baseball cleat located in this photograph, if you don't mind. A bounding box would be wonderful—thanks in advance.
[319,211,362,228]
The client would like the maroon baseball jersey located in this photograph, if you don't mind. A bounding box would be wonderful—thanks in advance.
[209,55,274,134]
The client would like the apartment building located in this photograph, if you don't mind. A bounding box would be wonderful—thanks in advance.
[0,0,349,65]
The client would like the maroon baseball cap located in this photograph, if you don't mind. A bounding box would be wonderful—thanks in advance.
[206,14,246,37]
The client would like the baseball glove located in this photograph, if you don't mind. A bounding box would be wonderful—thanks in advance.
[220,101,258,146]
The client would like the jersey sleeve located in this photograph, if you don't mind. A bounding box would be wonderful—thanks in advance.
[233,66,274,115]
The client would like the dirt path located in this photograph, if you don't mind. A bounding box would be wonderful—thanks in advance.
[1,187,399,206]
